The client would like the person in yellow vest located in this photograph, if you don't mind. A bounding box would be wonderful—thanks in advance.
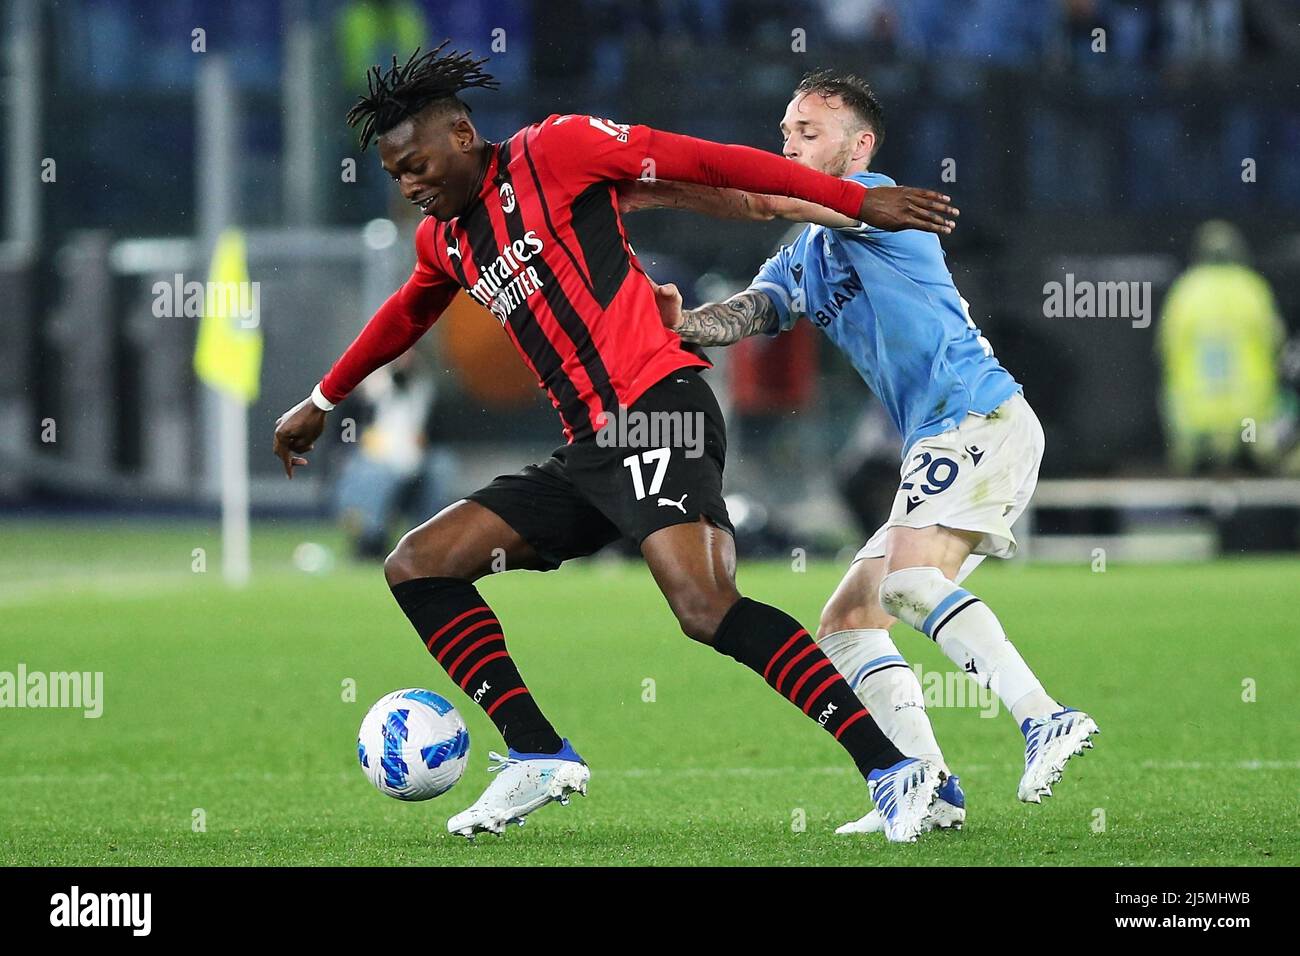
[1157,220,1286,473]
[335,0,427,90]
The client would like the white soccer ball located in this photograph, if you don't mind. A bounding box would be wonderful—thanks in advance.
[357,688,469,801]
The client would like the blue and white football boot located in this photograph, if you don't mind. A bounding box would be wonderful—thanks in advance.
[837,772,965,835]
[447,739,589,838]
[859,757,947,843]
[1018,707,1099,803]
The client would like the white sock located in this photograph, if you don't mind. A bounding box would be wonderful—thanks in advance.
[819,628,947,772]
[879,567,1060,728]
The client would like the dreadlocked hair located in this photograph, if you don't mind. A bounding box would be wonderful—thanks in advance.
[346,42,499,151]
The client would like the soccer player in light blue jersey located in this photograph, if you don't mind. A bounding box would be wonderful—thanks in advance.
[619,70,1098,838]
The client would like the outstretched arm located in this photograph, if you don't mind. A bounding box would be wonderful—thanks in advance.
[616,180,773,220]
[315,279,454,405]
[272,233,456,478]
[640,127,957,233]
[652,280,779,346]
[542,115,958,233]
[616,179,857,229]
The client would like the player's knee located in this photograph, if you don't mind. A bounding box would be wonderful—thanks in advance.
[382,540,419,586]
[383,530,466,586]
[671,587,741,644]
[877,566,951,627]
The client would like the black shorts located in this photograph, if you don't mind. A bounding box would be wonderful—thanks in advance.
[465,368,733,570]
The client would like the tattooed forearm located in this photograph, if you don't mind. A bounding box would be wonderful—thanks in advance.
[616,180,774,220]
[675,290,779,346]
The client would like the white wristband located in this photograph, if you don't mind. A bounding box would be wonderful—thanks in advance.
[310,383,336,412]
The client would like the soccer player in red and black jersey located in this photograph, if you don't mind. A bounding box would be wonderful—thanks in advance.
[273,45,961,841]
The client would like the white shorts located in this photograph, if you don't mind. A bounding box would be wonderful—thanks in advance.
[854,391,1044,579]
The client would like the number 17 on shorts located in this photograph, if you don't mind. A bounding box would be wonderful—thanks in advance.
[622,448,672,500]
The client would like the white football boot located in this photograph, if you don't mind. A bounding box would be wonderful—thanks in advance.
[860,757,946,843]
[1018,707,1099,803]
[837,772,965,835]
[447,739,589,838]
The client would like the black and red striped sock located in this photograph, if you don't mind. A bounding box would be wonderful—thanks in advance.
[712,597,905,779]
[389,577,562,755]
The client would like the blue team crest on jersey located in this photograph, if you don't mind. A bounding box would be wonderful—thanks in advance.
[399,688,454,715]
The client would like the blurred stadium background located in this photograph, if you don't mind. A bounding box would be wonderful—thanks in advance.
[3,0,1300,567]
[2,0,1299,868]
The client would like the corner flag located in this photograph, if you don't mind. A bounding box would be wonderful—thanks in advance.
[194,228,262,403]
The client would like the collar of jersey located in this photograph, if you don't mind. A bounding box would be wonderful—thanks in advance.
[453,141,502,221]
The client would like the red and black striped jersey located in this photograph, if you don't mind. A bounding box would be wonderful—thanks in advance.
[320,114,869,442]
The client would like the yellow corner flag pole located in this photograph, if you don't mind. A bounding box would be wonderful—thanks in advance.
[194,229,262,586]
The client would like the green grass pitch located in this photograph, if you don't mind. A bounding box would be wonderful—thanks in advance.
[1,520,1295,866]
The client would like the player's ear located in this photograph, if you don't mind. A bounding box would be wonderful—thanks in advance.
[854,128,876,164]
[451,116,476,152]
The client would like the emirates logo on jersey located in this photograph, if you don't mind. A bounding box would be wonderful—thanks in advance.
[499,182,516,213]
[466,229,547,326]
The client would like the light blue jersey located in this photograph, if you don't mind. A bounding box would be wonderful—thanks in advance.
[751,171,1020,456]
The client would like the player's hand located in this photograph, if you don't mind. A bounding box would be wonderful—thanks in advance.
[649,279,684,331]
[857,186,959,234]
[273,396,327,479]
